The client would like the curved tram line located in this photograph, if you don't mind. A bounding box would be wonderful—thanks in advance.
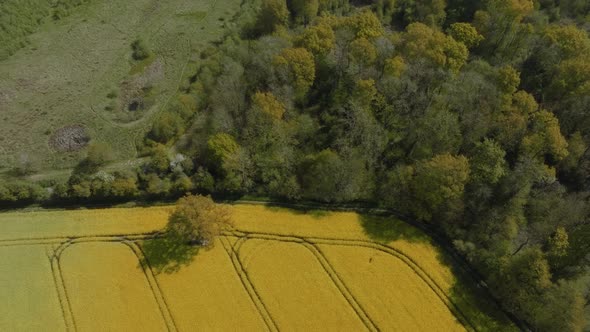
[2,229,475,332]
[231,234,379,332]
[219,236,279,332]
[226,230,475,332]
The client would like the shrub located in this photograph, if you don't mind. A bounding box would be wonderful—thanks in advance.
[131,38,151,60]
[86,142,114,167]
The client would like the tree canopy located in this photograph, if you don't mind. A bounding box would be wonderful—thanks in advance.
[166,194,233,248]
[13,1,590,329]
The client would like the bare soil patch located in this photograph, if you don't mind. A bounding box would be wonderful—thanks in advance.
[49,125,90,152]
[116,58,164,119]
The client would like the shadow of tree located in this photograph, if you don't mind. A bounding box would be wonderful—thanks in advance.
[361,213,519,330]
[436,249,521,331]
[139,235,199,274]
[359,214,429,243]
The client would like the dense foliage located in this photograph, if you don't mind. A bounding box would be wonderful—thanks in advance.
[166,194,233,248]
[2,0,590,329]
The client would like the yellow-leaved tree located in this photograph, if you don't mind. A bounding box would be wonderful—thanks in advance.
[411,154,470,221]
[402,22,468,73]
[522,110,569,163]
[295,23,336,57]
[251,91,286,121]
[166,194,233,248]
[273,47,316,96]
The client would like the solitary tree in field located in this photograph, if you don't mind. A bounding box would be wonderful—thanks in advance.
[166,194,233,248]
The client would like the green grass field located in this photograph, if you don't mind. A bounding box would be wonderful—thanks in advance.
[0,204,518,331]
[0,0,243,172]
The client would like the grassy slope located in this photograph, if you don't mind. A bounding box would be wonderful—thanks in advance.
[0,204,517,331]
[0,0,242,171]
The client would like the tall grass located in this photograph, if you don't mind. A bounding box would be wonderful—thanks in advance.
[0,0,92,59]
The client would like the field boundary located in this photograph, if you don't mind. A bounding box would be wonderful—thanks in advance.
[0,231,160,247]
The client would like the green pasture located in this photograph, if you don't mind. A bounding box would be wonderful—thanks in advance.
[0,0,243,173]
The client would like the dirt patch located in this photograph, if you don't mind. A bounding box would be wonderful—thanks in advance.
[114,58,163,121]
[49,125,90,152]
[121,58,164,97]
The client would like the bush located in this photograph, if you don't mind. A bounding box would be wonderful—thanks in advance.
[148,112,184,144]
[131,38,151,60]
[86,142,114,167]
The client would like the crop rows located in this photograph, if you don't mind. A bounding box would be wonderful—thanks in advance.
[48,242,76,332]
[223,229,476,332]
[219,236,278,332]
[300,242,378,331]
[229,232,378,331]
[124,241,178,332]
[1,229,473,332]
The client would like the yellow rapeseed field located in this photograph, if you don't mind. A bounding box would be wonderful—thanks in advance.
[60,242,169,331]
[0,206,172,240]
[318,244,465,332]
[0,245,65,331]
[238,239,368,331]
[231,205,457,295]
[154,238,267,332]
[230,204,516,331]
[0,203,516,331]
